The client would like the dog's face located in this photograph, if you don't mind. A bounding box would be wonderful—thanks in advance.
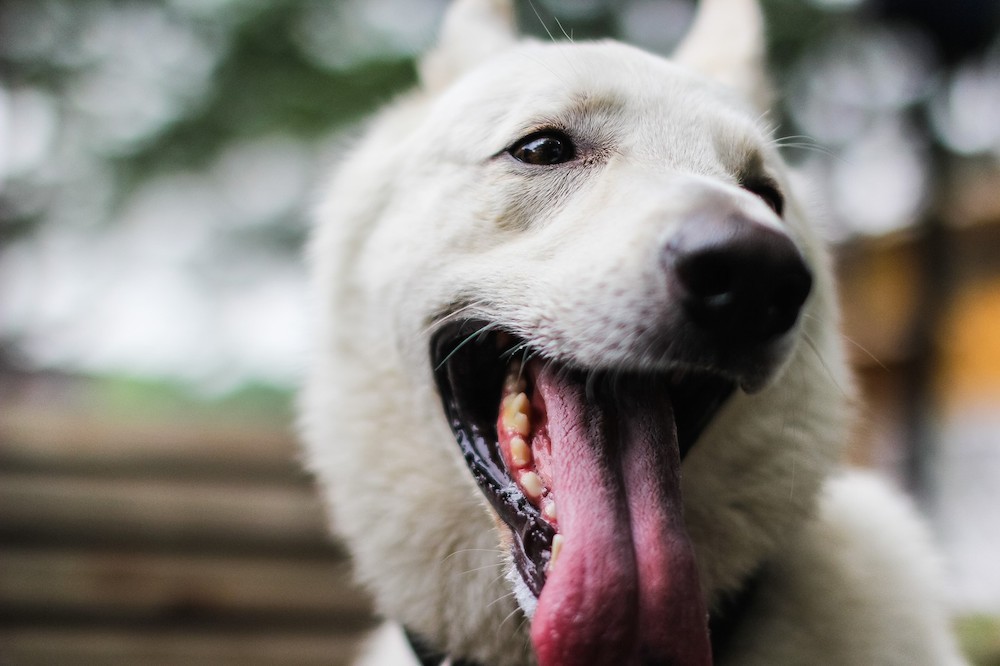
[303,1,853,664]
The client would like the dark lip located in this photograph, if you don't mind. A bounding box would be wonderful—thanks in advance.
[430,319,735,597]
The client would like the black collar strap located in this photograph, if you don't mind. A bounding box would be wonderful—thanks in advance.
[404,627,481,666]
[707,565,763,661]
[403,567,761,666]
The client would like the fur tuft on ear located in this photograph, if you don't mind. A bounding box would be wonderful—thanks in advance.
[673,0,773,111]
[419,0,518,92]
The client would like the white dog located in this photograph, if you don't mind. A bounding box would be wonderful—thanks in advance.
[301,0,967,663]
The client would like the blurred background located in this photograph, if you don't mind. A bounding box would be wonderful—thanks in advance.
[1,0,998,663]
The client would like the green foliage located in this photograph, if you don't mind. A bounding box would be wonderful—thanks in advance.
[958,615,1000,666]
[762,0,840,75]
[88,372,294,424]
[117,7,417,181]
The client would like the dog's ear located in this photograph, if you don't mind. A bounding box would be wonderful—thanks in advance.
[419,0,517,91]
[673,0,772,110]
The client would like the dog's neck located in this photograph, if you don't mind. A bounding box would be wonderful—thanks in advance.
[403,568,762,666]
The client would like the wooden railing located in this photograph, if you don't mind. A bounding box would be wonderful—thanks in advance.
[0,374,375,665]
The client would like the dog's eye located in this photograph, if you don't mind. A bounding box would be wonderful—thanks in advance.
[743,179,785,217]
[509,131,575,165]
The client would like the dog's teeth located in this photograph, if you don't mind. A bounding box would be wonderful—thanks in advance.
[519,470,543,501]
[501,404,517,431]
[548,534,564,572]
[501,410,517,433]
[542,500,557,521]
[503,392,531,436]
[510,436,532,467]
[510,392,529,416]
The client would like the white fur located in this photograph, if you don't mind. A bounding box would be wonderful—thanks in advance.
[724,472,966,665]
[301,0,966,663]
[355,624,420,666]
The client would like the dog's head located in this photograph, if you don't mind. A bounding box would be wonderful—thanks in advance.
[303,1,853,664]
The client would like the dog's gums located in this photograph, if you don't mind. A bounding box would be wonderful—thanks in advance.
[498,358,559,533]
[432,321,734,664]
[432,325,557,599]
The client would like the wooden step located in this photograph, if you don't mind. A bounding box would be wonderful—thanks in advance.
[0,546,372,623]
[0,471,336,553]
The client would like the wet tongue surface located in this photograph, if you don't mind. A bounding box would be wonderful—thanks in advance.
[529,364,712,666]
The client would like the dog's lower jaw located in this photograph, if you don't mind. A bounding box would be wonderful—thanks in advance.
[507,564,538,619]
[464,359,714,666]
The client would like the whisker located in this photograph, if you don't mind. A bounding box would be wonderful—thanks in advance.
[518,345,535,383]
[527,0,558,44]
[772,133,820,145]
[774,142,840,160]
[525,0,581,78]
[434,321,498,371]
[500,341,531,361]
[443,547,504,563]
[423,300,489,336]
[521,345,533,363]
[498,605,526,633]
[459,562,507,576]
[486,590,518,609]
[769,134,848,163]
[754,108,776,135]
[841,331,888,371]
[553,14,574,43]
[800,328,851,400]
[489,569,512,587]
[523,347,543,368]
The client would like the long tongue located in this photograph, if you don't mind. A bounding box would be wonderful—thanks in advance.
[529,366,712,666]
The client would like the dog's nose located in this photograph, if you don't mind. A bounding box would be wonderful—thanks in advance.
[664,214,813,345]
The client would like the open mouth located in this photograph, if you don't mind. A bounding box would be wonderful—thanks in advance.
[431,318,734,663]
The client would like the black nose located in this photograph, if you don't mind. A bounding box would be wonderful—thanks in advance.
[664,214,813,345]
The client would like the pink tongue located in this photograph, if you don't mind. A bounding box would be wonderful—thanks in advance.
[529,366,712,666]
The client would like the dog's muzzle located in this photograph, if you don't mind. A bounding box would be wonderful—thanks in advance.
[430,213,812,666]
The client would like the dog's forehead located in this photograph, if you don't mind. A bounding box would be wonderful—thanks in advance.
[424,39,765,163]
